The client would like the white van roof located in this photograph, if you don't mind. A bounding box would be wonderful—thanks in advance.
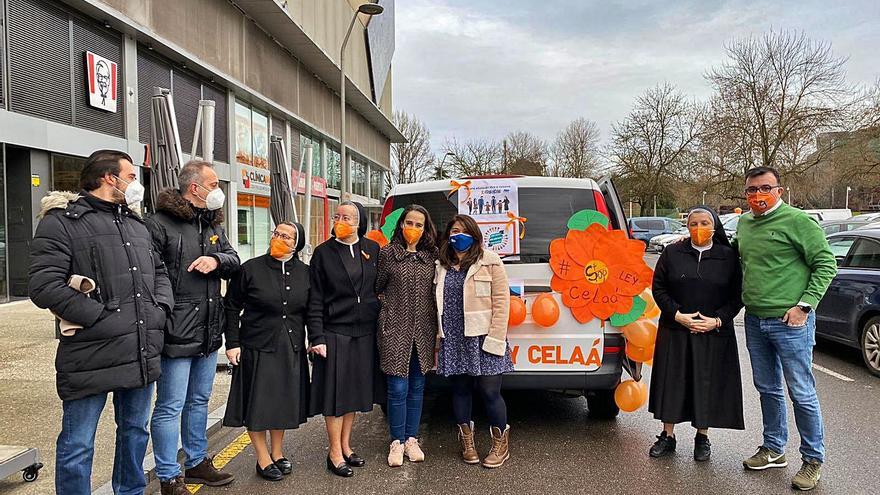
[388,176,601,197]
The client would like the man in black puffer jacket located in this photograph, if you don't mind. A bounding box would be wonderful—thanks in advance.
[146,160,239,493]
[29,149,173,495]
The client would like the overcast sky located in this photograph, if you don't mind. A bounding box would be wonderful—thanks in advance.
[392,0,880,153]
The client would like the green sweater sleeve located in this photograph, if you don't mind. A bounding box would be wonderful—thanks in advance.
[791,215,837,307]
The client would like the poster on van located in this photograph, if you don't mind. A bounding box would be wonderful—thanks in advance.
[457,178,522,257]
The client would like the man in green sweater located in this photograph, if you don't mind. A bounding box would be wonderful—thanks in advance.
[736,167,837,492]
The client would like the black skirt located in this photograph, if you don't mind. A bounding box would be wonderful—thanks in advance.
[309,331,377,417]
[648,324,745,430]
[223,330,311,431]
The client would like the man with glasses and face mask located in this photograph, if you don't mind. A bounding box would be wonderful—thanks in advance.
[146,160,240,494]
[29,149,173,495]
[736,166,836,491]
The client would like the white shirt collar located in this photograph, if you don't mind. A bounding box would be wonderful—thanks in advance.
[754,199,784,217]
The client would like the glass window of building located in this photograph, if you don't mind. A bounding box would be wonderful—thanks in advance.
[370,167,385,200]
[52,154,87,192]
[326,146,341,190]
[299,134,322,178]
[234,101,253,166]
[352,160,367,196]
[252,109,269,170]
[237,193,271,262]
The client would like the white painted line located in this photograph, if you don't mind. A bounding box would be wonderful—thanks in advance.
[812,363,855,382]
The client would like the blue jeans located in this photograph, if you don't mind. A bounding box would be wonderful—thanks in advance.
[745,313,825,463]
[386,348,426,443]
[55,384,154,495]
[151,352,218,481]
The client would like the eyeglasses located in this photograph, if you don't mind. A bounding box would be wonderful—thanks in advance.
[744,185,781,195]
[271,231,295,242]
[332,214,358,223]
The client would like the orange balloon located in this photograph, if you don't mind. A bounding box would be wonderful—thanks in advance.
[365,229,389,248]
[531,293,560,327]
[621,319,658,348]
[509,296,526,327]
[641,291,661,319]
[615,379,648,412]
[625,342,655,363]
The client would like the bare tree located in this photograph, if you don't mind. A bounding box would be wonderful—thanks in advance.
[443,138,503,177]
[503,131,547,174]
[391,111,434,186]
[609,83,704,210]
[549,117,602,178]
[705,30,852,182]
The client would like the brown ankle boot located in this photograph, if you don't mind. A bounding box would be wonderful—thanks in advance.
[184,456,234,486]
[457,422,480,464]
[160,475,189,495]
[481,425,510,468]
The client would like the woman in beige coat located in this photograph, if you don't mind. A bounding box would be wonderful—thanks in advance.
[435,214,513,469]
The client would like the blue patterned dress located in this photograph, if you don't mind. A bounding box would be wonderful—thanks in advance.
[437,268,515,377]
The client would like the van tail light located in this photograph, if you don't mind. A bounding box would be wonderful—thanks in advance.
[593,190,610,223]
[379,196,395,227]
[604,346,622,354]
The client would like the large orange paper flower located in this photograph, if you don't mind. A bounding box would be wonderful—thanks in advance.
[550,223,654,323]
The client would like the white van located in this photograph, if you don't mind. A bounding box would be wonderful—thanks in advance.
[383,175,633,417]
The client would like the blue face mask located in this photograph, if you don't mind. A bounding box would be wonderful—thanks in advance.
[449,233,475,252]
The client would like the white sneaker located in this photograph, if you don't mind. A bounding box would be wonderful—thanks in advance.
[388,440,404,467]
[404,437,425,462]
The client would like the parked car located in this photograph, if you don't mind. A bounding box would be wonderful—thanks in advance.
[384,175,633,417]
[804,208,853,221]
[628,216,682,247]
[816,230,880,377]
[821,217,877,236]
[648,226,688,253]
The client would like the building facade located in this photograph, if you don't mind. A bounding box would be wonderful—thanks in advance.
[0,0,402,301]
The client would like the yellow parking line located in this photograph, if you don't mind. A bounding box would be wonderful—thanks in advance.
[186,432,252,494]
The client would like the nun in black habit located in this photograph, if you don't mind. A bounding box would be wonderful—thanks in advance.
[307,201,382,477]
[647,206,744,462]
[223,221,311,481]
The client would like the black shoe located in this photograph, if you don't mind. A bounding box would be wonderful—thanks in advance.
[272,457,292,475]
[649,431,677,458]
[694,433,711,462]
[327,456,354,477]
[255,462,284,481]
[343,452,366,467]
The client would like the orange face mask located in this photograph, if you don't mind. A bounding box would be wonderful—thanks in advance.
[747,191,778,215]
[334,221,355,239]
[689,227,714,246]
[270,237,293,258]
[403,227,423,245]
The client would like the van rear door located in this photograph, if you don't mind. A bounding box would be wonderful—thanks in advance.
[598,177,629,237]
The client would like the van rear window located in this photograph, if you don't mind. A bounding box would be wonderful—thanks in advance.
[388,188,597,263]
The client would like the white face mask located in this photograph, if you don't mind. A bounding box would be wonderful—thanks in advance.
[115,176,145,206]
[198,184,225,211]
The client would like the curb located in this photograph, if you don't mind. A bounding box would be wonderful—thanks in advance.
[92,403,228,495]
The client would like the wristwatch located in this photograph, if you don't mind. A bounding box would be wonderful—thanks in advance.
[797,304,812,314]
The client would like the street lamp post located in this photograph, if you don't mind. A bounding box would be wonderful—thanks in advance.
[702,190,707,204]
[846,186,852,209]
[436,152,455,179]
[340,2,384,198]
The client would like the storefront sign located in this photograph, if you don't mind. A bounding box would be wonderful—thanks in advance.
[85,51,117,112]
[240,165,271,195]
[291,170,328,198]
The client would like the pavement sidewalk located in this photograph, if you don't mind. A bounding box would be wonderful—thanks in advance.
[0,301,231,494]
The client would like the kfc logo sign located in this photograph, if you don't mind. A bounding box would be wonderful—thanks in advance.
[85,51,117,112]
